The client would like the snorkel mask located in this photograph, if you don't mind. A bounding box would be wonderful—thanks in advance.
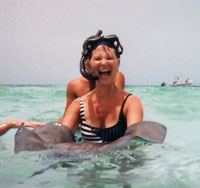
[80,30,123,80]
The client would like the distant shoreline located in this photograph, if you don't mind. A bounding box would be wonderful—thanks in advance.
[1,84,199,87]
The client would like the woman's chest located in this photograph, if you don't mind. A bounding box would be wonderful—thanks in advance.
[84,102,122,128]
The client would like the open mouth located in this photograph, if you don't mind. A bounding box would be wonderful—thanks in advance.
[99,70,111,76]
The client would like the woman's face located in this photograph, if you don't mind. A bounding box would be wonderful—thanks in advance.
[86,45,119,85]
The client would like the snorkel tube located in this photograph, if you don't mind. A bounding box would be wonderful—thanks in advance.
[80,30,123,81]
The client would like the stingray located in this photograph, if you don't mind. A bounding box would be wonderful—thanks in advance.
[14,121,167,154]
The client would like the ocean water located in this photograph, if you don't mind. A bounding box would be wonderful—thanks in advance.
[0,85,200,188]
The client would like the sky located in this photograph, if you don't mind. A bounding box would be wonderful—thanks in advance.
[0,0,200,86]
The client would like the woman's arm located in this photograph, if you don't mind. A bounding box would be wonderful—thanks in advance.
[61,98,80,134]
[0,120,45,136]
[0,121,13,136]
[56,81,77,123]
[125,95,144,127]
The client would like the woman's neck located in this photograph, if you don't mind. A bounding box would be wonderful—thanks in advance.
[94,82,118,98]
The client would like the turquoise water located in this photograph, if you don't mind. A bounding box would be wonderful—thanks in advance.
[0,85,200,188]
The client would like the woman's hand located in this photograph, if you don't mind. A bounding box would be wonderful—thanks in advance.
[8,120,46,128]
[0,120,46,136]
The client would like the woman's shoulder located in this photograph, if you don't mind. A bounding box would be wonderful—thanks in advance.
[79,90,94,101]
[67,97,81,112]
[67,77,91,96]
[127,94,142,104]
[126,93,140,100]
[67,76,88,87]
[123,93,142,109]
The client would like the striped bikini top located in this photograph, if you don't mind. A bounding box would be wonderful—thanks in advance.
[79,94,132,143]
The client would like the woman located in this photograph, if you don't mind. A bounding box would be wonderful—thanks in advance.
[61,31,143,143]
[55,71,125,123]
[0,31,143,144]
[56,31,125,124]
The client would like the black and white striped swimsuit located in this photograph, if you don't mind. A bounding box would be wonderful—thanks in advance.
[79,94,132,143]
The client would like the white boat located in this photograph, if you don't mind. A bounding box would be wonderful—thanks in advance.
[161,76,193,87]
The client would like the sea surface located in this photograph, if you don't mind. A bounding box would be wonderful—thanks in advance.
[0,85,200,188]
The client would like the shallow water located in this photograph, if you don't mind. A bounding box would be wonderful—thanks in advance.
[0,85,200,188]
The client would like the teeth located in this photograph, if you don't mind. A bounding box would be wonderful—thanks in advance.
[100,70,109,72]
[100,70,110,73]
[99,70,111,75]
